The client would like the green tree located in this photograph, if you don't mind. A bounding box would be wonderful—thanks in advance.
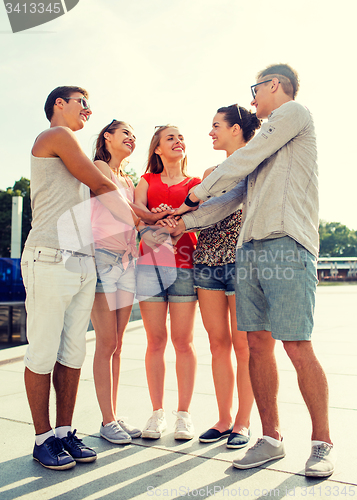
[0,177,32,257]
[319,221,357,257]
[124,166,140,187]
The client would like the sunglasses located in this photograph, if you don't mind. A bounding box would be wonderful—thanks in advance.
[236,104,242,122]
[63,96,90,111]
[103,119,117,133]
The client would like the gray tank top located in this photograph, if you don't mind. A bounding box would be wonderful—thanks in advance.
[25,155,94,255]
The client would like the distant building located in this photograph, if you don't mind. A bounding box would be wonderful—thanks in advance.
[317,257,357,281]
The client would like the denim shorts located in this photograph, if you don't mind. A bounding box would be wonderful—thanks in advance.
[21,246,96,374]
[235,236,318,341]
[194,263,236,296]
[95,248,136,294]
[136,265,197,303]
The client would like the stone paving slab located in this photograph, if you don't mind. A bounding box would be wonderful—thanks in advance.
[0,285,357,499]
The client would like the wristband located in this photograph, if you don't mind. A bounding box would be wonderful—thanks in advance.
[184,194,200,207]
[139,226,153,236]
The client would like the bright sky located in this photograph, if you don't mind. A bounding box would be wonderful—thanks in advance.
[1,0,356,230]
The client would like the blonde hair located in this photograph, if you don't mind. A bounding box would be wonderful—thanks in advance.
[145,125,188,176]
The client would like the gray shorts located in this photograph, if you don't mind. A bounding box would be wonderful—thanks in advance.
[235,237,318,341]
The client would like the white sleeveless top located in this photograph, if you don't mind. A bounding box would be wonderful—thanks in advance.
[25,155,94,255]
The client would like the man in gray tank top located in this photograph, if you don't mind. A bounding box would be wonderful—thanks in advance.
[21,86,171,470]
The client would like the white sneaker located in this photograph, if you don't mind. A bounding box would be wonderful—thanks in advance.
[100,421,131,444]
[142,410,167,439]
[305,443,334,477]
[117,418,142,438]
[173,410,194,440]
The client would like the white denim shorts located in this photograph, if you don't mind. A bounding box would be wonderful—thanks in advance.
[21,246,96,374]
[95,248,136,294]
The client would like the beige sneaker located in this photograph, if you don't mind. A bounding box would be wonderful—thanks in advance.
[305,443,334,477]
[173,411,194,440]
[233,438,285,469]
[142,410,167,439]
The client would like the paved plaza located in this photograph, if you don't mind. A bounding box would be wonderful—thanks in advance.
[0,285,356,499]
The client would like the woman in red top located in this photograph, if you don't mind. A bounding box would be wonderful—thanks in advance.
[135,125,200,441]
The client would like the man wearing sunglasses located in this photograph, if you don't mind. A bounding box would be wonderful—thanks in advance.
[21,86,172,470]
[173,64,334,477]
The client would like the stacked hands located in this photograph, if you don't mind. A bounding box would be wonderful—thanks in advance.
[143,198,199,249]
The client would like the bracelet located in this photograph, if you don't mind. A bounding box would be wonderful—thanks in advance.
[139,226,153,236]
[184,194,200,207]
[134,216,142,229]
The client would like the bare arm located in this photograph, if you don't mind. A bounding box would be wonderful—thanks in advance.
[134,177,150,213]
[33,127,139,227]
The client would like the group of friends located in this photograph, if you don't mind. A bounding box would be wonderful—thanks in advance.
[20,63,334,478]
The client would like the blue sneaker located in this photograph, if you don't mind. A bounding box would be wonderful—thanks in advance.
[61,429,97,463]
[33,436,76,470]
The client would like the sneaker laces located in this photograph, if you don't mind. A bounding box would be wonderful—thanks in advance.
[65,429,85,449]
[311,443,332,458]
[145,414,163,431]
[175,417,189,431]
[173,412,190,431]
[47,437,66,458]
[248,438,265,450]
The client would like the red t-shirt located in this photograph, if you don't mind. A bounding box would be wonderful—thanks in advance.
[138,173,201,268]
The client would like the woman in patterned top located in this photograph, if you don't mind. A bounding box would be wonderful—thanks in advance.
[195,105,261,448]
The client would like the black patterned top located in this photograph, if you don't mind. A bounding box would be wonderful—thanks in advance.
[193,209,242,266]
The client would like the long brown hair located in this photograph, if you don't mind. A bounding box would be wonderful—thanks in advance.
[93,120,133,177]
[145,125,188,176]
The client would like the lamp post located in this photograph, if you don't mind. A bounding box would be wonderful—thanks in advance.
[11,196,23,258]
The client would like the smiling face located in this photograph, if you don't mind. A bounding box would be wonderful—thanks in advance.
[105,123,136,159]
[155,127,186,162]
[61,92,92,131]
[209,113,237,152]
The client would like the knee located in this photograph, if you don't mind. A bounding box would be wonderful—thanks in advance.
[283,340,312,367]
[232,337,250,362]
[112,339,123,358]
[96,337,119,358]
[247,331,275,357]
[209,336,232,358]
[147,335,167,353]
[172,337,194,354]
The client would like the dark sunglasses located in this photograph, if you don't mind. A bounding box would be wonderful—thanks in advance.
[103,119,117,133]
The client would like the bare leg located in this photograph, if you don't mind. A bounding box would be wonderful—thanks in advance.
[140,301,168,410]
[169,301,197,412]
[112,291,134,415]
[53,361,80,428]
[24,367,51,435]
[91,291,132,425]
[197,289,234,431]
[283,340,332,443]
[228,295,254,434]
[247,330,280,439]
